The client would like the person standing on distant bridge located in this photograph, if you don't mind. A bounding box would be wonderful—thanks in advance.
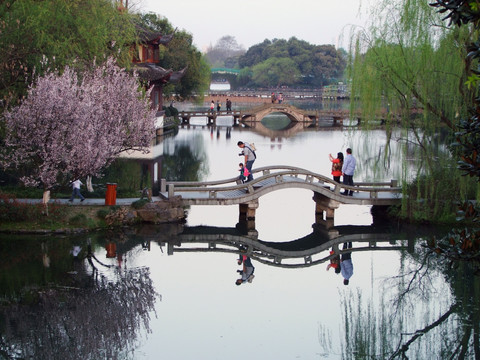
[342,148,356,196]
[237,141,256,182]
[217,100,221,112]
[226,98,232,112]
[210,100,215,113]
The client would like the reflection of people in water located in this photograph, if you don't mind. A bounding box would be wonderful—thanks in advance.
[326,249,341,274]
[341,242,353,285]
[71,245,82,258]
[236,254,255,285]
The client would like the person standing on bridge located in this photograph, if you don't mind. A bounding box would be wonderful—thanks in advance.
[277,93,283,104]
[237,141,256,182]
[342,148,356,196]
[210,100,215,113]
[238,163,250,183]
[329,152,344,183]
[217,100,221,112]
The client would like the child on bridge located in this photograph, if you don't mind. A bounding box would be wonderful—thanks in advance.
[238,163,250,183]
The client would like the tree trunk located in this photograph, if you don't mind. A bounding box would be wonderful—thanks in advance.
[42,190,50,216]
[87,175,94,192]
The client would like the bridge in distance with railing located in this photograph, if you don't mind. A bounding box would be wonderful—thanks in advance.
[176,103,406,128]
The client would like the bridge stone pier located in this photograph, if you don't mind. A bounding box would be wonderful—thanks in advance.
[239,200,259,231]
[313,192,340,229]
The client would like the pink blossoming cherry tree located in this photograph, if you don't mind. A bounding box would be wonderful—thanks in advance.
[2,58,157,201]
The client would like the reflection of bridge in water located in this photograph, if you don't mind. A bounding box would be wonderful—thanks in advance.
[159,225,414,269]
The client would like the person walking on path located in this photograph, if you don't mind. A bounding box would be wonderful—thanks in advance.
[237,141,256,182]
[342,148,356,196]
[329,152,344,183]
[69,179,85,202]
[340,242,353,285]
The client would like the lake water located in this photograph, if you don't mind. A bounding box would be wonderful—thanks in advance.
[0,107,477,360]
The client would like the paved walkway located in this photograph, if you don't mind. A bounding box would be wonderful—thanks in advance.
[15,197,154,206]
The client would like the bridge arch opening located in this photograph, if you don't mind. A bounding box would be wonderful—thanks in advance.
[261,113,295,130]
[254,189,316,242]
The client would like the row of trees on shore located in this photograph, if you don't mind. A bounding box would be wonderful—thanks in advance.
[205,36,347,88]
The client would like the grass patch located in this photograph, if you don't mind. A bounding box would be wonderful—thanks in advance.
[68,213,88,226]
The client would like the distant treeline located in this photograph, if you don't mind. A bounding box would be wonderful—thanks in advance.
[206,37,347,89]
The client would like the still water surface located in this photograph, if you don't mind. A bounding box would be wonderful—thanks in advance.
[0,109,477,359]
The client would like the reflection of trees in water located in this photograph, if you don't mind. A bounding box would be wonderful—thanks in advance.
[335,247,479,359]
[0,253,158,359]
[162,137,207,181]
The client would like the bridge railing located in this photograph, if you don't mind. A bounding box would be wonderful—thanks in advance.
[160,165,401,199]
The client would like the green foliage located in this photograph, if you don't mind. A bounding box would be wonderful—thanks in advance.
[96,208,110,219]
[68,213,88,226]
[251,58,300,87]
[0,192,33,222]
[402,161,478,222]
[162,143,207,181]
[349,7,469,130]
[0,0,137,108]
[238,37,346,87]
[135,12,210,99]
[162,105,179,117]
[131,199,149,209]
[95,159,151,197]
[0,192,68,227]
[0,185,44,198]
[348,0,480,222]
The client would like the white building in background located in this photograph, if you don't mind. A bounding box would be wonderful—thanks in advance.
[210,82,231,91]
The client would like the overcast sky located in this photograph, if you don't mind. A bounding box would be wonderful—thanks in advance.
[139,0,375,52]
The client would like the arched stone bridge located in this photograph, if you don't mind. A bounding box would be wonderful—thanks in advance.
[240,103,315,123]
[177,103,352,126]
[160,165,402,229]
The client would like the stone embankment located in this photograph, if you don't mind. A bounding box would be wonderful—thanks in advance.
[1,197,186,234]
[134,196,185,224]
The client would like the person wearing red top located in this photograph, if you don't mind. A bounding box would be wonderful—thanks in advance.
[329,152,344,183]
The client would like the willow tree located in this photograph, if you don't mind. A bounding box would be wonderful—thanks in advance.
[349,0,479,220]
